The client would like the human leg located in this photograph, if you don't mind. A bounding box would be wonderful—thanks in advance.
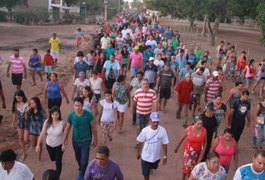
[31,70,36,86]
[79,141,91,178]
[17,128,27,160]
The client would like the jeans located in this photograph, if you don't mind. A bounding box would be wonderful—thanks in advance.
[72,140,91,180]
[253,124,265,146]
[136,113,150,130]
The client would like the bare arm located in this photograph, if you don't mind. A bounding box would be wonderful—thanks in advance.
[36,119,48,152]
[62,123,72,146]
[23,64,27,77]
[90,120,98,147]
[227,109,235,127]
[112,83,116,99]
[7,63,11,77]
[72,85,77,100]
[175,128,188,153]
[136,142,144,159]
[162,144,167,165]
[225,89,233,105]
[198,130,207,162]
[60,84,69,103]
[98,103,103,125]
[210,137,218,152]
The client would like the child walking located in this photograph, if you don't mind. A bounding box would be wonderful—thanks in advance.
[98,89,118,145]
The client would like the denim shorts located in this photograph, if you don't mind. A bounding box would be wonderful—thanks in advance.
[246,77,254,83]
[136,113,150,130]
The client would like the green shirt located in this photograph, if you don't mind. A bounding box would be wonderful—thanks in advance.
[68,110,94,143]
[194,49,202,61]
[171,39,178,51]
[105,47,115,60]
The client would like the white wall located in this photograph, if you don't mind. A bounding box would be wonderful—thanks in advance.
[28,0,48,8]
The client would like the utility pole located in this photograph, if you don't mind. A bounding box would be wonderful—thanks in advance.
[104,0,108,22]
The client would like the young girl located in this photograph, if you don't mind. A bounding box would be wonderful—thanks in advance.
[28,48,43,86]
[36,106,65,178]
[241,59,256,89]
[121,46,129,75]
[44,49,54,80]
[98,89,118,145]
[27,96,46,160]
[12,90,29,161]
[82,86,96,115]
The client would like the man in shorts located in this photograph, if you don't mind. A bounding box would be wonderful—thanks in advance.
[136,112,169,180]
[49,33,61,65]
[155,63,175,113]
[7,48,27,90]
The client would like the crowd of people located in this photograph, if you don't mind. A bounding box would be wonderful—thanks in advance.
[0,10,265,180]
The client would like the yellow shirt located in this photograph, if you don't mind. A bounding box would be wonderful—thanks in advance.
[49,37,61,51]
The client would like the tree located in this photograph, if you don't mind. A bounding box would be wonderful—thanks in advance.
[257,1,265,46]
[0,0,26,11]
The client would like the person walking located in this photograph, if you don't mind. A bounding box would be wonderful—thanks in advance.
[102,54,121,90]
[12,90,29,161]
[62,97,98,180]
[205,71,223,103]
[233,150,265,179]
[136,112,169,180]
[189,152,227,180]
[44,73,69,111]
[49,33,61,65]
[27,97,46,161]
[84,146,124,180]
[210,128,238,174]
[0,149,34,180]
[112,75,130,132]
[36,106,65,178]
[7,48,27,90]
[133,79,157,136]
[28,48,43,86]
[175,73,193,120]
[228,90,251,143]
[155,63,175,113]
[175,116,207,180]
[252,97,265,150]
[98,90,118,145]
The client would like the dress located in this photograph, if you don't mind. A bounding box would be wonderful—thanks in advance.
[183,126,206,174]
[15,103,29,130]
[27,109,46,136]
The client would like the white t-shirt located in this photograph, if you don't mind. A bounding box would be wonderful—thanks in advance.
[74,56,89,65]
[203,68,211,79]
[137,125,169,163]
[74,78,90,96]
[154,60,165,70]
[46,120,64,147]
[100,37,110,49]
[191,162,226,180]
[89,77,102,94]
[0,161,34,180]
[100,99,119,122]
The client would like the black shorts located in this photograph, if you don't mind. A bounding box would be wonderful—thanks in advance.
[141,159,160,177]
[261,77,265,80]
[11,73,23,86]
[0,80,2,91]
[48,98,62,109]
[122,64,128,68]
[159,87,171,99]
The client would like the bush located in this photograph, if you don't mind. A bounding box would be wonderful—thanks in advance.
[0,11,9,22]
[13,7,50,24]
[257,2,265,46]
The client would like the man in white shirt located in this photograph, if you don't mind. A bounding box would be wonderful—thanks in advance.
[0,149,34,180]
[136,112,169,180]
[100,33,110,50]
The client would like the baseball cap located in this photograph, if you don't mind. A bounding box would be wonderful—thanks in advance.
[149,57,155,61]
[134,46,139,51]
[150,112,160,122]
[212,71,219,77]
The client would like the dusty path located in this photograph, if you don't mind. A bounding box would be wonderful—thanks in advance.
[0,22,264,179]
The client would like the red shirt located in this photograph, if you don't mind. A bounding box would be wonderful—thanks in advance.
[134,88,157,114]
[44,54,53,66]
[175,79,193,104]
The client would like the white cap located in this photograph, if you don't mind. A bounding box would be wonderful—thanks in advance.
[149,57,155,61]
[212,71,219,77]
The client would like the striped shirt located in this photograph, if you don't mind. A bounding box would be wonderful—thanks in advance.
[134,88,157,114]
[8,55,25,74]
[206,77,222,102]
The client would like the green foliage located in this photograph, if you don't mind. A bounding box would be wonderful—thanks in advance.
[0,0,26,11]
[257,1,265,45]
[13,7,50,24]
[0,11,8,22]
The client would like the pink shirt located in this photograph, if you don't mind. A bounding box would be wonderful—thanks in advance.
[115,53,123,62]
[130,52,143,68]
[215,136,236,166]
[8,55,25,74]
[245,65,256,78]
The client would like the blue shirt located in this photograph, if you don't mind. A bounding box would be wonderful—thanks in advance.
[47,80,61,99]
[234,163,265,180]
[179,68,193,80]
[176,54,187,69]
[103,60,120,79]
[187,54,197,66]
[29,54,41,68]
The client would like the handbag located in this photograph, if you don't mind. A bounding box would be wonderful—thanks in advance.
[256,116,264,125]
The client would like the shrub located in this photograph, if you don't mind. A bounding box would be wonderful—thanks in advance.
[13,7,50,24]
[0,11,9,22]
